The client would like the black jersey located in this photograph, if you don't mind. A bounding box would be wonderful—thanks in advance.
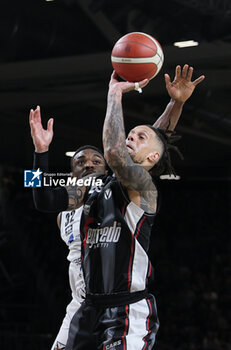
[80,175,156,295]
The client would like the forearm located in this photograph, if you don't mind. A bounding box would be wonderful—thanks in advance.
[32,152,68,212]
[153,99,184,131]
[103,89,127,160]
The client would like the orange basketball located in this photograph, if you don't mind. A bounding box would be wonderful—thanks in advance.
[111,32,164,82]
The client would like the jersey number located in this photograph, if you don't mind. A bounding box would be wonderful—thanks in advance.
[65,210,75,227]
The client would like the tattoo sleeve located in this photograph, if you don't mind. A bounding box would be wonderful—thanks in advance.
[103,89,157,213]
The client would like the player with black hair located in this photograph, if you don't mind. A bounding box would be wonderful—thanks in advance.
[144,125,184,177]
[65,66,205,350]
[30,64,204,350]
[49,145,107,350]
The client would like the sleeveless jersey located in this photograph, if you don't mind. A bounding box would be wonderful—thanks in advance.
[60,206,83,262]
[80,175,156,295]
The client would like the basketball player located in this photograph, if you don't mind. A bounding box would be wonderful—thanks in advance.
[30,106,108,350]
[30,64,205,350]
[50,146,108,350]
[63,65,205,350]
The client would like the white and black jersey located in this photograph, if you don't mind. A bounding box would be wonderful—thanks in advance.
[60,206,83,262]
[51,207,85,350]
[66,175,159,350]
[81,175,155,295]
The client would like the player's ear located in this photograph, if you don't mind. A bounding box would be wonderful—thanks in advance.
[148,152,160,163]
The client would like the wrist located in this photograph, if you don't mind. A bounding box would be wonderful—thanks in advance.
[35,146,49,153]
[170,98,185,106]
[108,86,123,97]
[33,150,49,172]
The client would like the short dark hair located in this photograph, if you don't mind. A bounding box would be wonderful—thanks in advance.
[71,144,108,171]
[145,125,183,177]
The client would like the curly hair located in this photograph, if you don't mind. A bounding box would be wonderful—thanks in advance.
[145,125,183,177]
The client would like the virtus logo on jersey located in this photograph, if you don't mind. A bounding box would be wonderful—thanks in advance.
[104,188,112,200]
[86,221,121,248]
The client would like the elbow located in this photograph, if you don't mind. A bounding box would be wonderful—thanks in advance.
[104,147,121,166]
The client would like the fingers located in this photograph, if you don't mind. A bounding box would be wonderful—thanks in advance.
[175,64,204,84]
[47,118,54,133]
[29,105,41,124]
[164,73,171,86]
[175,65,181,80]
[34,105,41,123]
[29,109,34,124]
[112,70,118,79]
[138,78,149,88]
[110,70,118,83]
[193,75,205,86]
[187,66,193,81]
[29,112,36,136]
[109,70,119,87]
[174,64,191,80]
[182,64,205,85]
[181,64,189,79]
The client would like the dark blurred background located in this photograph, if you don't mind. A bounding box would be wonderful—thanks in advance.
[0,0,230,349]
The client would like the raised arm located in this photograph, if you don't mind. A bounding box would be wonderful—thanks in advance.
[153,64,205,130]
[29,106,85,212]
[103,72,157,213]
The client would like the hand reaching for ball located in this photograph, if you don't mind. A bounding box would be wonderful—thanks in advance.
[165,64,205,103]
[109,70,149,94]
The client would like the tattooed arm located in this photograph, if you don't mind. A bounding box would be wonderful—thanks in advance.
[65,172,98,210]
[153,64,205,131]
[103,72,157,214]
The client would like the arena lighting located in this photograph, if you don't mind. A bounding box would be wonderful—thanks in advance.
[173,40,199,48]
[65,151,75,157]
[160,174,181,180]
[45,0,55,2]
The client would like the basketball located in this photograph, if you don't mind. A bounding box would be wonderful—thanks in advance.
[111,32,164,82]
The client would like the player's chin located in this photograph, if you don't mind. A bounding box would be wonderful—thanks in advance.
[126,145,133,153]
[127,150,134,159]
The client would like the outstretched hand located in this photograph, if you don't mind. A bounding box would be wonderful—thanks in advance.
[165,64,205,103]
[109,70,149,94]
[29,106,54,153]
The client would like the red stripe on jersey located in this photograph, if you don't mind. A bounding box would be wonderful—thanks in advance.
[148,262,152,277]
[127,233,134,291]
[83,217,94,250]
[135,216,146,239]
[121,201,127,216]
